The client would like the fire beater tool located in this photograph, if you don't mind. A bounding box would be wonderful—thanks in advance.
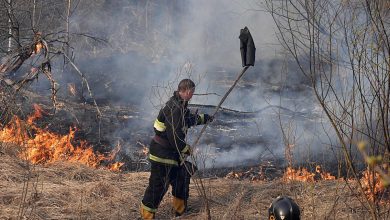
[184,26,256,164]
[180,27,255,219]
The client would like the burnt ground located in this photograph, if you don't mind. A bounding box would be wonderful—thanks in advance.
[8,90,286,172]
[2,69,349,174]
[1,146,389,220]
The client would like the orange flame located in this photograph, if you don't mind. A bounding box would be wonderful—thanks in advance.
[107,162,124,172]
[0,104,123,171]
[34,42,43,54]
[360,169,388,203]
[283,166,335,182]
[28,104,45,124]
[142,145,149,156]
[316,165,336,180]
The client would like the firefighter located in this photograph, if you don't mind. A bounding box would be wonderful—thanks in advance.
[268,196,301,220]
[140,79,213,219]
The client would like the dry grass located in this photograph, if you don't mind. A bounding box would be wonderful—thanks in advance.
[1,147,389,220]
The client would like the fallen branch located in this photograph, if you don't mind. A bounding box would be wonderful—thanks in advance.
[61,53,102,118]
[61,53,102,143]
[194,92,221,97]
[189,103,310,117]
[0,33,58,111]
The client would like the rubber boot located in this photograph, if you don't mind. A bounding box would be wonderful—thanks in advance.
[173,196,186,217]
[140,205,155,219]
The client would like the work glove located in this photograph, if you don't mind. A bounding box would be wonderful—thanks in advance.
[180,146,192,165]
[204,114,214,123]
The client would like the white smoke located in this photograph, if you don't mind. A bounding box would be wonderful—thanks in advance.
[29,0,335,169]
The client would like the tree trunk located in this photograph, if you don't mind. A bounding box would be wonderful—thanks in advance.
[7,0,12,52]
[66,0,71,57]
[32,0,36,29]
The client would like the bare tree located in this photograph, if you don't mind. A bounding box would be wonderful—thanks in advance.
[265,0,390,218]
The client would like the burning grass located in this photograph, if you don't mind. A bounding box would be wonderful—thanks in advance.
[283,166,336,182]
[361,169,390,204]
[225,164,389,208]
[0,105,389,218]
[0,104,124,171]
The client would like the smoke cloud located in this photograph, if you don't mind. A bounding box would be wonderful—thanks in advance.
[27,0,335,169]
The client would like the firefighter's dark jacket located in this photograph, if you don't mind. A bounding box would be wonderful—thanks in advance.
[149,91,208,166]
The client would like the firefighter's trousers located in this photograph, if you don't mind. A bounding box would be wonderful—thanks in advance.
[141,161,193,216]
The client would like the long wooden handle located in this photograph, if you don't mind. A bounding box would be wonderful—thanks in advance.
[191,65,250,149]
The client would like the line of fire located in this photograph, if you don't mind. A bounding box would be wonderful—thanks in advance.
[0,1,389,219]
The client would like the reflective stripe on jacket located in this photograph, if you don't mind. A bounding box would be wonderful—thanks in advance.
[149,92,205,165]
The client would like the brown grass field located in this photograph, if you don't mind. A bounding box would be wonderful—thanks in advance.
[1,145,388,220]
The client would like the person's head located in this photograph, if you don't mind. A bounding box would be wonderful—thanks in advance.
[177,79,195,101]
[268,196,300,220]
